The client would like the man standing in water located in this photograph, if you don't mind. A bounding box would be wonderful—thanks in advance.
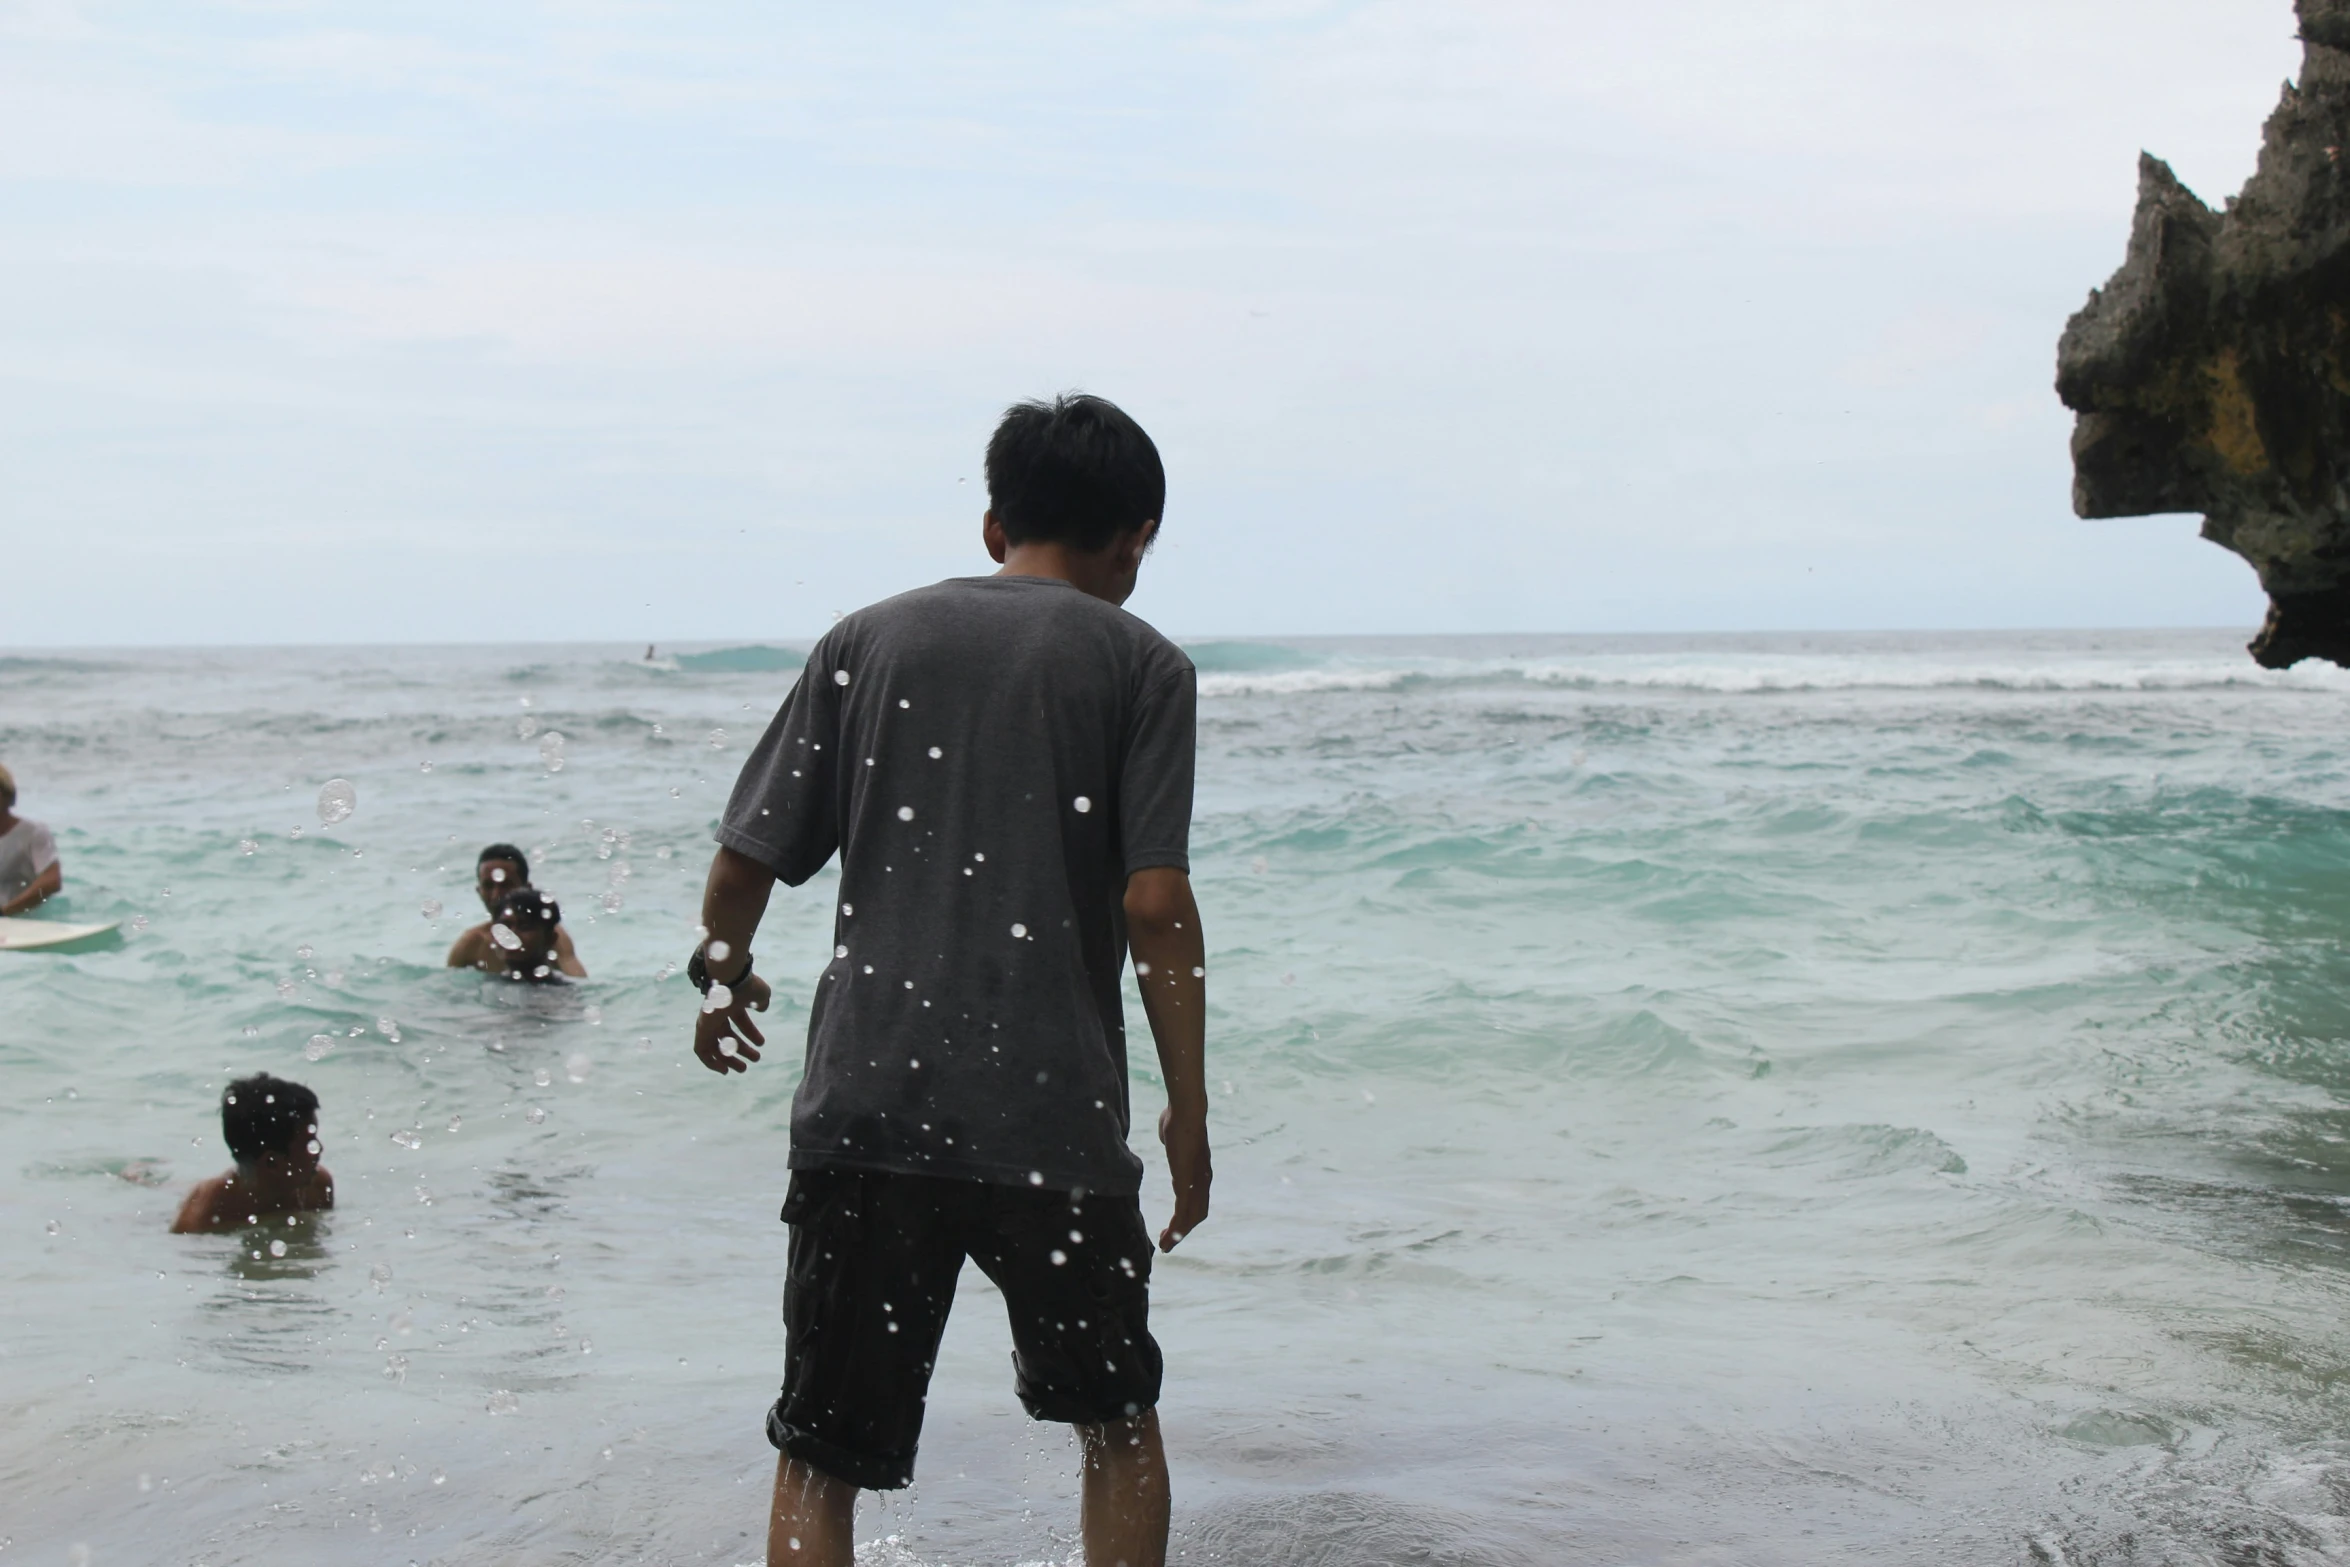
[689,394,1210,1567]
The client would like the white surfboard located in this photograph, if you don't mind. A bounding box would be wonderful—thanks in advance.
[0,917,121,951]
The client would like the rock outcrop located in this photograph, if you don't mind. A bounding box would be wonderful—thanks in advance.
[2058,0,2350,666]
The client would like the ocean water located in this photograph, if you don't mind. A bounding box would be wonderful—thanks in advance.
[9,629,2350,1565]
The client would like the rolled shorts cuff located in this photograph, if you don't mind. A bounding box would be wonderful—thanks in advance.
[766,1403,915,1492]
[1015,1384,1160,1427]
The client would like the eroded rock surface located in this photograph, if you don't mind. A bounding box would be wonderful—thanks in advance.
[2058,0,2350,666]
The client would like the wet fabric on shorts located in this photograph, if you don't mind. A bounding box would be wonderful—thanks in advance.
[765,1168,1163,1491]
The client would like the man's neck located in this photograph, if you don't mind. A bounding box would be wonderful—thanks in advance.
[233,1157,312,1203]
[996,543,1125,605]
[0,811,17,835]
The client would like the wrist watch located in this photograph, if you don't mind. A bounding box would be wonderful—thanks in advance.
[688,945,753,996]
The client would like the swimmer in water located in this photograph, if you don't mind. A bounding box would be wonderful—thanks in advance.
[446,843,586,977]
[170,1074,334,1233]
[461,887,570,983]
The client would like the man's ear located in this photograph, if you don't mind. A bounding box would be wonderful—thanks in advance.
[1123,518,1161,569]
[982,510,1009,564]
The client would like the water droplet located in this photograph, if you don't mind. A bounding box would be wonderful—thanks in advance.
[973,852,986,863]
[1134,961,1152,976]
[1010,923,1027,939]
[294,943,314,961]
[129,913,150,934]
[565,1053,591,1083]
[533,1066,552,1087]
[419,758,434,772]
[1191,966,1206,978]
[268,1238,287,1258]
[1050,1250,1067,1265]
[837,906,851,920]
[702,982,733,1013]
[420,898,443,920]
[238,838,258,856]
[485,1389,518,1415]
[538,732,567,771]
[718,1037,739,1057]
[928,746,942,759]
[525,1106,548,1124]
[390,1128,422,1149]
[304,1034,336,1062]
[834,944,848,959]
[517,715,541,740]
[833,669,851,686]
[45,1218,60,1235]
[708,727,727,749]
[369,1262,393,1289]
[316,778,357,826]
[1027,1171,1044,1186]
[708,939,731,963]
[431,1468,447,1485]
[490,923,522,951]
[1250,856,1268,875]
[897,806,915,821]
[243,1024,260,1037]
[584,1005,602,1025]
[1073,796,1092,813]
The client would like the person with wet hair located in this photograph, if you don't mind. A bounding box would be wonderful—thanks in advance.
[446,842,586,976]
[692,392,1209,1567]
[0,762,63,916]
[170,1073,334,1233]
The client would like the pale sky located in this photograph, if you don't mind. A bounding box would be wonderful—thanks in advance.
[0,1,2306,644]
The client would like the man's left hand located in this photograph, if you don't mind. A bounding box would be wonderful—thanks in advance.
[694,972,772,1074]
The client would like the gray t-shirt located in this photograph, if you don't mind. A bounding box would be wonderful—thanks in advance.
[0,818,58,901]
[717,576,1197,1194]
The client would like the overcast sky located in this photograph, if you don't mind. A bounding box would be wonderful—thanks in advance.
[0,0,2308,645]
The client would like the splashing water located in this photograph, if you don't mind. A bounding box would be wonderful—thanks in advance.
[315,778,357,826]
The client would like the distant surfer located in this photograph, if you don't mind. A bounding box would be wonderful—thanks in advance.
[445,843,586,977]
[170,1074,334,1233]
[645,643,657,661]
[0,763,62,916]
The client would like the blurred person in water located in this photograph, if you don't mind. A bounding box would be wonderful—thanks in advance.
[689,393,1210,1567]
[454,887,570,983]
[446,842,586,976]
[0,762,63,915]
[170,1073,334,1233]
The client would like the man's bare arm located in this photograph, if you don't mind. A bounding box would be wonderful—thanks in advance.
[2,861,60,916]
[1125,866,1210,1251]
[693,845,777,1074]
[554,926,588,978]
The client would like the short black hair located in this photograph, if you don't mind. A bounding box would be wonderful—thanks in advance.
[478,844,529,881]
[984,393,1165,553]
[496,888,561,931]
[222,1074,319,1164]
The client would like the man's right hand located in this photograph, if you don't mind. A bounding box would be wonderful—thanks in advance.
[693,972,771,1074]
[1157,1106,1211,1251]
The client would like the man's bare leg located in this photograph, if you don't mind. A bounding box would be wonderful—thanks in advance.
[1077,1410,1170,1567]
[767,1453,857,1567]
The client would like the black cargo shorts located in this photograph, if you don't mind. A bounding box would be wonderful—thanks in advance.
[764,1168,1164,1490]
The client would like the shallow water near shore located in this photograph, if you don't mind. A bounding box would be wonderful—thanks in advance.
[10,629,2350,1564]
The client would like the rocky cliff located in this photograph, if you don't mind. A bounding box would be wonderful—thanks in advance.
[2058,0,2350,666]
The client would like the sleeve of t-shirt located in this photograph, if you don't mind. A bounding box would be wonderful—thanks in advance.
[26,823,57,874]
[715,646,842,886]
[1119,663,1196,876]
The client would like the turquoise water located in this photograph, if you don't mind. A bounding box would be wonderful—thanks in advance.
[10,630,2350,1564]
